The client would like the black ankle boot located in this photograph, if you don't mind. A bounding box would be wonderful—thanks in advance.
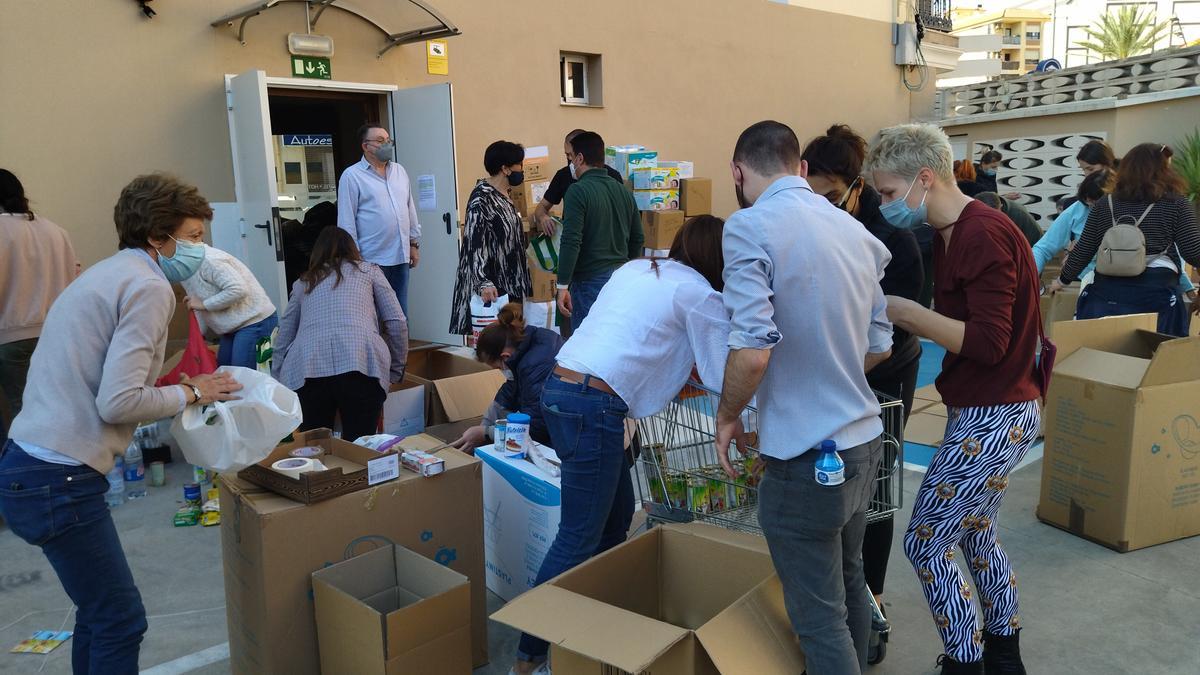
[937,654,983,674]
[983,630,1026,674]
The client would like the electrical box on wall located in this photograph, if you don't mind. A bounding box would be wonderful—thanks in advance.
[894,22,920,66]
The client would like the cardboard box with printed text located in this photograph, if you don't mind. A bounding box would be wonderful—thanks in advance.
[402,350,505,426]
[1038,314,1200,552]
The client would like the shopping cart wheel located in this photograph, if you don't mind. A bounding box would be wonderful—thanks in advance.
[868,629,888,665]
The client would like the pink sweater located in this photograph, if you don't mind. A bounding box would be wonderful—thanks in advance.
[0,213,76,344]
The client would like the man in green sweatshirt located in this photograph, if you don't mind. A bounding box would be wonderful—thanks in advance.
[556,131,645,330]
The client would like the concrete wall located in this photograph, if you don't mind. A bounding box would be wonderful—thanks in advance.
[2,0,920,266]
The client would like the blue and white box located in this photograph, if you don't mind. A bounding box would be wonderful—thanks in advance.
[476,444,562,601]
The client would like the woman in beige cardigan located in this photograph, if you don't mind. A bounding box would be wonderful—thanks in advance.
[0,174,241,674]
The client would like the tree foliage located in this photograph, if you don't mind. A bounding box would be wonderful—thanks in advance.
[1075,6,1171,61]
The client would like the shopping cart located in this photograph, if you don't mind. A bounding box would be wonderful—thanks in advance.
[633,382,905,662]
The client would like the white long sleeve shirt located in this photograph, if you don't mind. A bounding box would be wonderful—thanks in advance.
[556,259,730,419]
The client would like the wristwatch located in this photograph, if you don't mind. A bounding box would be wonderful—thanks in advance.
[186,383,202,405]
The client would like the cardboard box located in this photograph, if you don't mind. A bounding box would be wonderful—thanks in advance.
[382,384,425,438]
[528,264,557,303]
[1039,285,1080,338]
[509,180,551,218]
[312,545,471,675]
[492,523,806,674]
[642,210,686,250]
[630,166,680,190]
[633,189,680,212]
[606,146,657,179]
[477,445,562,602]
[239,429,401,504]
[220,433,486,673]
[403,350,506,426]
[1037,314,1200,552]
[657,160,694,179]
[679,178,712,216]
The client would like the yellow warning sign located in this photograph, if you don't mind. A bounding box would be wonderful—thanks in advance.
[427,40,448,76]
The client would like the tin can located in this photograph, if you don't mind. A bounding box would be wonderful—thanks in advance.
[183,483,202,508]
[149,461,166,487]
[493,419,507,454]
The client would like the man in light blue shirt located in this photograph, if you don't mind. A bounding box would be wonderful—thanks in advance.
[338,124,421,317]
[715,121,893,674]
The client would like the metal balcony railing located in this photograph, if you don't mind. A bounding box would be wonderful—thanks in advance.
[1001,35,1022,45]
[918,0,953,33]
[937,45,1200,120]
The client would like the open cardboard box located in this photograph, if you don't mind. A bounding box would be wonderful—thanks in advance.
[1038,313,1200,552]
[238,429,399,504]
[401,350,505,426]
[492,522,805,674]
[313,545,471,675]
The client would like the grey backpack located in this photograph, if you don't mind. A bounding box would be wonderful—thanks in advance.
[1096,195,1159,277]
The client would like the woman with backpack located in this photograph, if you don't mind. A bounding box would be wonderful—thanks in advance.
[1050,143,1200,337]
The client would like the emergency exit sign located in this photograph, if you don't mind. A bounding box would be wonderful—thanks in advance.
[292,56,331,80]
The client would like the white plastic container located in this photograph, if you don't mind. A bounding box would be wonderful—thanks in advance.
[504,413,530,459]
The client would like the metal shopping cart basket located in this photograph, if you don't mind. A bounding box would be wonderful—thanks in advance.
[633,381,906,660]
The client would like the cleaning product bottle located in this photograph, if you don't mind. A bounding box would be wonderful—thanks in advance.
[814,440,845,486]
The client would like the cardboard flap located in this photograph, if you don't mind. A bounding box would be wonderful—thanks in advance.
[660,522,772,557]
[1051,313,1158,361]
[312,577,389,667]
[491,585,688,672]
[1140,336,1200,387]
[1056,348,1149,390]
[432,371,505,422]
[695,576,806,674]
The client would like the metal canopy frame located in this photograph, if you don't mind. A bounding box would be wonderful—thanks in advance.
[211,0,460,57]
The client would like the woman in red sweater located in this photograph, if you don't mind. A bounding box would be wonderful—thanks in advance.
[866,124,1043,675]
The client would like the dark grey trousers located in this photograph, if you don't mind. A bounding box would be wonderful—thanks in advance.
[759,436,884,675]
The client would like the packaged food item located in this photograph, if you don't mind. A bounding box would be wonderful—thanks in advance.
[504,413,530,458]
[706,470,728,512]
[173,505,200,527]
[688,475,711,514]
[494,419,507,454]
[201,511,221,527]
[401,450,445,477]
[183,482,201,508]
[354,434,404,453]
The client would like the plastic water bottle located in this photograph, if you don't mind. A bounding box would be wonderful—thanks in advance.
[814,440,845,486]
[105,457,125,507]
[124,443,146,500]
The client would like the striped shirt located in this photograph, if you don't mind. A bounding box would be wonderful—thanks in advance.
[1062,195,1200,283]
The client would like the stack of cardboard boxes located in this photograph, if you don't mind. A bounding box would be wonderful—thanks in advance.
[607,145,714,251]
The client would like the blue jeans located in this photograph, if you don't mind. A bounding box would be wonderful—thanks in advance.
[1077,268,1189,337]
[380,263,411,320]
[568,268,615,331]
[516,374,634,662]
[217,314,278,369]
[0,441,147,674]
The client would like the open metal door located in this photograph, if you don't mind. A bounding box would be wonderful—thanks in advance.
[226,69,288,311]
[390,83,459,344]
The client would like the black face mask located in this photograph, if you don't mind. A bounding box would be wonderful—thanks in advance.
[735,181,752,210]
[507,171,525,187]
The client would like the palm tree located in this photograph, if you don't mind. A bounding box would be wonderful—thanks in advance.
[1075,6,1172,61]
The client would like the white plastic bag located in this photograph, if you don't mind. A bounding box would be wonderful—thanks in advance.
[468,293,509,346]
[170,366,303,473]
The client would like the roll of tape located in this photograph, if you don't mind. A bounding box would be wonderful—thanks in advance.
[271,457,319,480]
[289,446,325,459]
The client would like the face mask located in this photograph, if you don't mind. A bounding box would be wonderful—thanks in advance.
[878,179,928,230]
[501,368,514,381]
[158,237,205,282]
[568,160,578,180]
[506,170,525,187]
[835,177,862,211]
[372,141,395,163]
[982,168,996,177]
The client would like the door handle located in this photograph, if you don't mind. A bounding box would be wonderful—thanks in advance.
[443,212,451,235]
[254,221,273,247]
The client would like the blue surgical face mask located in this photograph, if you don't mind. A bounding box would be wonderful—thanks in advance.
[982,168,997,177]
[878,179,928,230]
[158,237,205,282]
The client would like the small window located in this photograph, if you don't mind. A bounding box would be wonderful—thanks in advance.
[560,52,602,107]
[284,161,303,185]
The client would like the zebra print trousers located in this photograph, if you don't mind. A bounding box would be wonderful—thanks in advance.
[904,400,1040,663]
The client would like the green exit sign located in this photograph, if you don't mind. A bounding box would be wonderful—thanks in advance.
[291,56,331,80]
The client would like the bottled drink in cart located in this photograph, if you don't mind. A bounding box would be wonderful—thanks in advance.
[814,440,845,486]
[124,442,146,499]
[105,457,125,507]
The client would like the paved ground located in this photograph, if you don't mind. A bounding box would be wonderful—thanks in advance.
[2,455,1198,674]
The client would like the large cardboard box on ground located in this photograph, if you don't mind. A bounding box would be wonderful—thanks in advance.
[493,523,806,674]
[1038,314,1200,552]
[477,445,562,602]
[402,350,506,426]
[313,545,471,675]
[219,433,487,674]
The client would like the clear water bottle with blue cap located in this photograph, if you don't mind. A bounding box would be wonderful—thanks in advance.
[815,440,845,486]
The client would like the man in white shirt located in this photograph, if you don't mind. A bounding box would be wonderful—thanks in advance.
[337,124,421,317]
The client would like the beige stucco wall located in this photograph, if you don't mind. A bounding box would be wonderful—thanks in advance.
[939,95,1200,157]
[2,0,920,266]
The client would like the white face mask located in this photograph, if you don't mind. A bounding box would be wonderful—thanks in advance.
[568,161,578,180]
[502,368,514,381]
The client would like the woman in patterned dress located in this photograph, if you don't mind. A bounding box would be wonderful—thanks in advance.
[449,141,533,335]
[867,124,1043,675]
